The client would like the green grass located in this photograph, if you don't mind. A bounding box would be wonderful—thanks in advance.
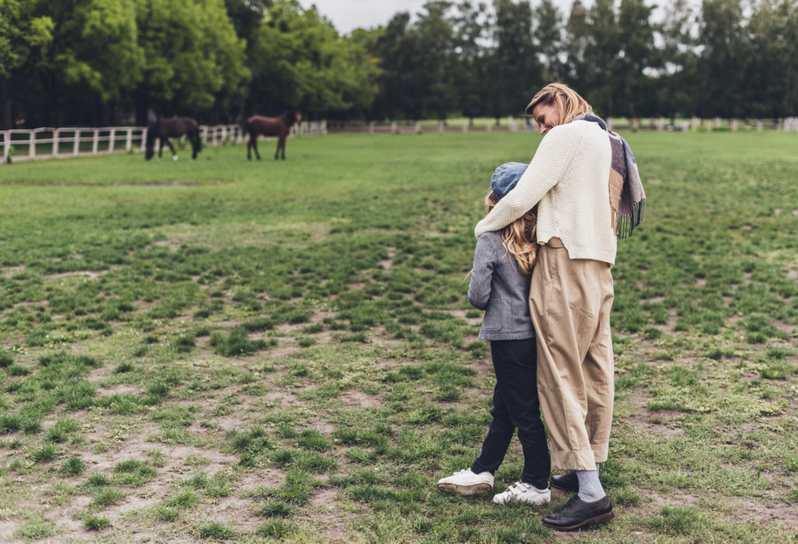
[0,132,797,541]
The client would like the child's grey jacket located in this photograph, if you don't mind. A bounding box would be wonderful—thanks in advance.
[468,231,535,341]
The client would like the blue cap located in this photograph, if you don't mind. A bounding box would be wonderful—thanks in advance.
[491,162,529,200]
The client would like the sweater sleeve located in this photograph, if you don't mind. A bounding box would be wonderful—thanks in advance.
[474,123,585,238]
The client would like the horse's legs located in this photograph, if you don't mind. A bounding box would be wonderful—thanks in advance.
[253,136,261,160]
[275,138,282,160]
[247,135,252,160]
[281,137,286,160]
[165,138,178,161]
[158,138,164,159]
[191,133,198,160]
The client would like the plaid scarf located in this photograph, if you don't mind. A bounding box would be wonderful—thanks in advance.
[574,114,646,238]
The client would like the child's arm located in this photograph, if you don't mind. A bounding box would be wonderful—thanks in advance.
[467,234,499,310]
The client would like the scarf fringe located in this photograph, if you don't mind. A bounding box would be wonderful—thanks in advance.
[617,199,645,239]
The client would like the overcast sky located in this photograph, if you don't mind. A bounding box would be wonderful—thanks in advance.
[298,0,587,35]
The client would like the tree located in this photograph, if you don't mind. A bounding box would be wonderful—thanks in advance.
[415,2,458,120]
[371,12,426,119]
[748,0,798,116]
[134,0,247,124]
[616,0,659,116]
[534,0,564,81]
[0,0,54,128]
[697,0,750,117]
[4,0,142,127]
[452,1,489,123]
[656,0,699,120]
[488,0,543,121]
[247,0,379,117]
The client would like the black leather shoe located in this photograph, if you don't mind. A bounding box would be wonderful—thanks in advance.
[542,494,614,531]
[550,471,579,493]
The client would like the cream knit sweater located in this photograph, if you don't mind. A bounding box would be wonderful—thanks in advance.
[475,120,617,265]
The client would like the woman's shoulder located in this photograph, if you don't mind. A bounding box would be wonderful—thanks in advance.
[547,120,608,156]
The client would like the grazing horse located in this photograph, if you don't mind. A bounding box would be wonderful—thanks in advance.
[243,111,302,160]
[145,117,202,161]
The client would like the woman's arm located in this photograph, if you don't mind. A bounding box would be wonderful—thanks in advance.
[474,123,586,238]
[468,234,499,310]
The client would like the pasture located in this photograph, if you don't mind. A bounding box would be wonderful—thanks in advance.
[0,131,797,543]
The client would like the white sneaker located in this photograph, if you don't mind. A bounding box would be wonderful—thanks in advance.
[437,469,494,495]
[492,482,551,504]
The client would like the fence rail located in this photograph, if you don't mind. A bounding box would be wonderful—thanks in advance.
[328,117,798,135]
[2,117,792,164]
[1,121,327,164]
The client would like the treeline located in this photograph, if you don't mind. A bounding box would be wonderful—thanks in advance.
[1,0,796,129]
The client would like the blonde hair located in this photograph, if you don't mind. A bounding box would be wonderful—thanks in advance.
[486,191,539,275]
[525,83,592,125]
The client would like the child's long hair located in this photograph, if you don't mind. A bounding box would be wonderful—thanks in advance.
[486,191,539,275]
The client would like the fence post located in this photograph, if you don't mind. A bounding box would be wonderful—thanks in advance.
[757,120,763,132]
[369,121,375,135]
[92,129,99,154]
[462,120,468,133]
[731,120,738,133]
[202,126,208,146]
[52,128,60,157]
[109,129,116,153]
[73,129,80,155]
[706,120,713,133]
[486,122,492,133]
[415,121,421,134]
[140,128,147,151]
[438,120,444,133]
[29,130,35,159]
[391,121,397,134]
[126,128,132,152]
[607,118,613,132]
[658,117,664,132]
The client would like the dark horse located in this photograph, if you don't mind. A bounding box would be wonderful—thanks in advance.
[145,117,202,160]
[243,111,302,160]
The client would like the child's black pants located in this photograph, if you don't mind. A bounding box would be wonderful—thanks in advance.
[470,338,551,490]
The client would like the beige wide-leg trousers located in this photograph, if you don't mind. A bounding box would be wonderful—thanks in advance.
[529,237,615,471]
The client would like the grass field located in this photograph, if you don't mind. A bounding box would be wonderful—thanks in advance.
[1,131,798,543]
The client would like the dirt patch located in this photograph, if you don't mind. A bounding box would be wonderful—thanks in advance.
[649,491,698,507]
[306,487,353,543]
[98,384,140,396]
[736,499,798,527]
[629,408,685,437]
[340,391,382,409]
[46,270,106,280]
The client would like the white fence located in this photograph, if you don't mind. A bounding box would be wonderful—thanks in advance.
[1,121,327,164]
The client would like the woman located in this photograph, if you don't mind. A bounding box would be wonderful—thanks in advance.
[474,83,645,531]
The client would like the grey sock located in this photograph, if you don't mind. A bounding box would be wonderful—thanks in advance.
[576,470,606,502]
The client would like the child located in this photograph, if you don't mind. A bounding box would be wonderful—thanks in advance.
[437,162,551,504]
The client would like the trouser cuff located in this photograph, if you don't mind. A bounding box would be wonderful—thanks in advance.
[550,449,600,471]
[591,443,609,464]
